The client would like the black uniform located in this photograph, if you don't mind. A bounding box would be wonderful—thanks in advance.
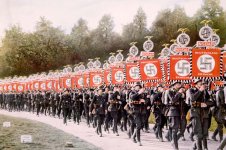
[90,93,107,137]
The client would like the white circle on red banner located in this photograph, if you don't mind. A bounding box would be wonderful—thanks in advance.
[78,78,83,86]
[66,79,71,87]
[144,63,157,77]
[93,75,102,85]
[115,71,124,82]
[129,67,140,79]
[41,83,46,90]
[197,54,215,73]
[35,83,39,89]
[18,85,23,92]
[47,82,52,89]
[175,60,190,76]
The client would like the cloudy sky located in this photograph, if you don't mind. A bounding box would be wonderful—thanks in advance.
[0,0,226,37]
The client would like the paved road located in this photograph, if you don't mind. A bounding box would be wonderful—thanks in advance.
[0,110,221,150]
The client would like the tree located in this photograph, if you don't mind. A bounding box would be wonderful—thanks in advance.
[193,0,226,46]
[69,18,90,60]
[150,6,191,54]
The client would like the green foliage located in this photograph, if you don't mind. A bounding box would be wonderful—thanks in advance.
[0,0,225,77]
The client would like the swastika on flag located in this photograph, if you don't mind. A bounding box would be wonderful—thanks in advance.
[144,63,157,77]
[175,60,190,77]
[197,54,215,73]
[93,75,102,85]
[129,67,140,79]
[115,71,124,82]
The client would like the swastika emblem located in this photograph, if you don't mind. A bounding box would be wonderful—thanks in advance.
[144,63,157,77]
[93,75,102,85]
[41,83,46,90]
[8,85,12,91]
[175,60,190,76]
[78,78,83,86]
[212,34,220,46]
[143,40,154,52]
[47,82,52,88]
[199,26,212,41]
[18,85,23,91]
[177,33,190,47]
[129,67,140,79]
[35,83,39,89]
[115,71,124,82]
[197,54,215,73]
[66,79,71,87]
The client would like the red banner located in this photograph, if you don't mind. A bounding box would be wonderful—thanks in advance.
[169,55,190,80]
[223,52,226,73]
[104,69,111,85]
[139,59,162,81]
[60,77,72,89]
[33,81,40,90]
[125,63,140,82]
[89,71,103,87]
[39,81,46,91]
[72,75,83,89]
[46,80,53,91]
[111,67,124,85]
[192,48,221,78]
[16,83,25,92]
[83,72,89,88]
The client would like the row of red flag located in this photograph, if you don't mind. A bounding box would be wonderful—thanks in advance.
[0,48,226,92]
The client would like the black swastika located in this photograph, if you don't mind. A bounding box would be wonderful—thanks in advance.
[145,65,156,76]
[176,62,189,74]
[199,57,213,70]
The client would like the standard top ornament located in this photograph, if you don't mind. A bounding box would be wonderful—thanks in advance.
[177,28,190,47]
[129,42,139,56]
[143,36,154,52]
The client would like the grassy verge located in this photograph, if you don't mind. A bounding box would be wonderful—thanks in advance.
[0,115,100,150]
[148,113,226,133]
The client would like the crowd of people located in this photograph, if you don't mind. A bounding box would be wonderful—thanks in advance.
[0,79,226,150]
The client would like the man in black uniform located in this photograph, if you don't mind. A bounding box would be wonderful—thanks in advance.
[72,89,83,125]
[130,82,145,146]
[83,89,91,127]
[190,79,213,150]
[212,86,225,142]
[61,89,72,125]
[152,84,164,142]
[165,81,184,150]
[89,87,107,137]
[109,86,121,136]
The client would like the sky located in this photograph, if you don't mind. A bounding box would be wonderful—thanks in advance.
[0,0,226,38]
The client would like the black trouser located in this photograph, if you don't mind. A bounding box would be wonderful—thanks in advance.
[192,117,209,150]
[144,110,151,131]
[104,111,112,131]
[110,111,118,133]
[217,137,226,150]
[73,108,81,124]
[121,111,128,131]
[168,116,180,149]
[154,112,163,139]
[128,114,135,138]
[84,107,90,126]
[97,114,105,135]
[133,112,142,142]
[63,106,70,124]
[177,116,187,140]
[36,103,41,116]
[52,104,57,117]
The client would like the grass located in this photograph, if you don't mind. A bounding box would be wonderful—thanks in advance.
[0,115,100,150]
[148,113,226,133]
